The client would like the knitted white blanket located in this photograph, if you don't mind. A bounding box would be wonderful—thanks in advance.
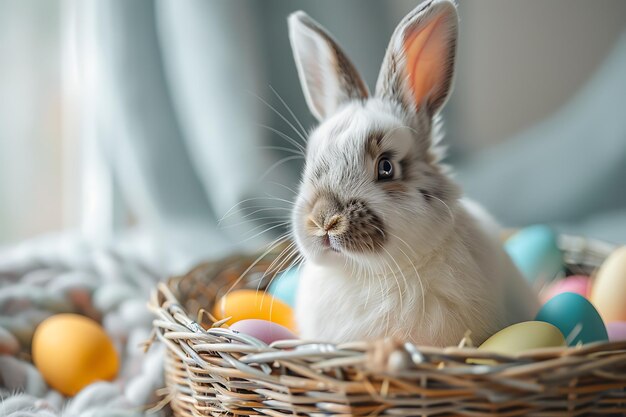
[0,234,169,417]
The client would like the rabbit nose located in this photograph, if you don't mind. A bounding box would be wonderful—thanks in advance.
[306,213,345,236]
[323,215,342,233]
[307,196,345,236]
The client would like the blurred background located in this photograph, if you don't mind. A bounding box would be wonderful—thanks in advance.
[1,0,625,272]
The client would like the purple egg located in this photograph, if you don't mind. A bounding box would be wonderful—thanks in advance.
[229,319,298,344]
[606,322,626,342]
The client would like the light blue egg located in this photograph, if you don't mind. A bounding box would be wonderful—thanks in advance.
[268,266,300,307]
[505,225,562,283]
[536,292,608,346]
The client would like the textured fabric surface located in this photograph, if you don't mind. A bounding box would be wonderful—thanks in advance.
[0,234,167,417]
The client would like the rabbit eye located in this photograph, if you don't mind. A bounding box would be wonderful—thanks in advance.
[377,158,394,181]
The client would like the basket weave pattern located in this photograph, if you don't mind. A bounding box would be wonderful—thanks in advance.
[150,236,626,416]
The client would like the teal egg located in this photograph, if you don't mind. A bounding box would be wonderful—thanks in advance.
[536,292,608,346]
[268,267,300,307]
[505,225,562,283]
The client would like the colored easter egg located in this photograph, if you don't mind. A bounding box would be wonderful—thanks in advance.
[540,275,591,304]
[32,314,119,396]
[536,292,608,346]
[212,289,296,331]
[590,246,626,323]
[606,322,626,341]
[268,267,300,307]
[505,225,562,283]
[230,319,298,344]
[479,321,565,355]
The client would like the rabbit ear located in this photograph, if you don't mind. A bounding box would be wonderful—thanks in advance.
[288,11,369,122]
[376,0,458,117]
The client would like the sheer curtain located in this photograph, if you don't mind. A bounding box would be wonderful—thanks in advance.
[0,1,65,245]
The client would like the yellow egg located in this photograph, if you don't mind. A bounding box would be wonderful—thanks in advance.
[32,314,119,396]
[591,246,626,322]
[478,321,566,355]
[213,290,296,331]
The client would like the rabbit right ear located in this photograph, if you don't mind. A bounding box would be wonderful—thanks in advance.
[288,11,369,122]
[376,0,458,117]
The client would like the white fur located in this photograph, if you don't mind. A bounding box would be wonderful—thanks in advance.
[288,1,539,346]
[296,203,537,345]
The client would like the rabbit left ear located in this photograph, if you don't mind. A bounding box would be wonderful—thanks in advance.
[288,11,369,122]
[376,0,458,117]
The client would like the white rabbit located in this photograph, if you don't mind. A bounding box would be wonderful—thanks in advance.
[288,0,539,346]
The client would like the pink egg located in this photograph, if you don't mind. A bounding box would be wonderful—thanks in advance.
[229,319,298,344]
[606,322,626,342]
[541,275,592,304]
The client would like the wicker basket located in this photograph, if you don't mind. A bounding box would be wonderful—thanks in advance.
[150,234,626,416]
